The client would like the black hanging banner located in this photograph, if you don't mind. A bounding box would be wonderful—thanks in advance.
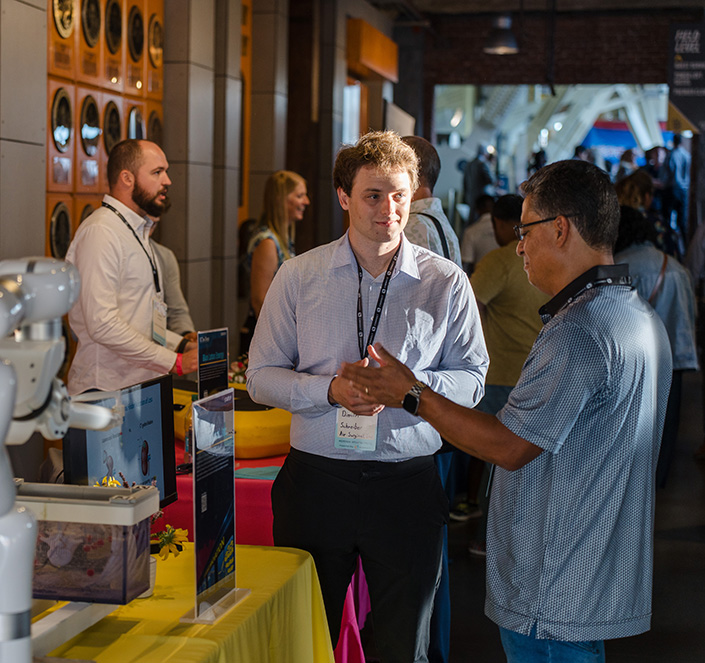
[668,23,705,134]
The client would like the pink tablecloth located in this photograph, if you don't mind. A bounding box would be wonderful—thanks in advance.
[159,440,366,663]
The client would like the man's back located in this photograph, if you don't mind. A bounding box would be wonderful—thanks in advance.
[405,197,462,267]
[471,241,548,386]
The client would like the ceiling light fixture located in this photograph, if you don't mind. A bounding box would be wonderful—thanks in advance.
[483,14,519,55]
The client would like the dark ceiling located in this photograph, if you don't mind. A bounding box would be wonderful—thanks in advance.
[370,0,703,21]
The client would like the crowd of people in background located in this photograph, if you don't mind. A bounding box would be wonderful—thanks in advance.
[455,133,705,495]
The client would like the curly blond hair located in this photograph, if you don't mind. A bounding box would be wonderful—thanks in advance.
[333,131,419,195]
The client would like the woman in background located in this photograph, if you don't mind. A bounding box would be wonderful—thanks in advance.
[240,170,309,352]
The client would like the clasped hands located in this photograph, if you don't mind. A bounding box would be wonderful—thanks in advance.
[330,343,417,414]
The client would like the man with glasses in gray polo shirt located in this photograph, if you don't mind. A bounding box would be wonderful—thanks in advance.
[342,159,672,663]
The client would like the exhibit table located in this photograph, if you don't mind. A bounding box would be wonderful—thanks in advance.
[158,442,368,663]
[44,544,335,662]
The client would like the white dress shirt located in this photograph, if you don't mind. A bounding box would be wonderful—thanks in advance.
[66,194,181,394]
[246,232,488,461]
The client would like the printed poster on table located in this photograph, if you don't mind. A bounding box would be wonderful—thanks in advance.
[192,387,236,618]
[197,328,229,399]
[83,382,167,501]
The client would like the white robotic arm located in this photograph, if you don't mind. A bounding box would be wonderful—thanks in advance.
[0,258,117,662]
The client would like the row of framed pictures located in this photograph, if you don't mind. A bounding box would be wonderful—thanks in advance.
[48,78,163,194]
[50,0,163,99]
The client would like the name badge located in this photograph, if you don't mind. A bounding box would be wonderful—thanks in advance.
[152,297,167,346]
[335,408,378,452]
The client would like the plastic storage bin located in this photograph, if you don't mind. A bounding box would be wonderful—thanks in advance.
[16,482,159,604]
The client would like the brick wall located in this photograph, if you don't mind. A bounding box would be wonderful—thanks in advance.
[424,9,704,85]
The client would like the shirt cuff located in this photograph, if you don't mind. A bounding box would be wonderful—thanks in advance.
[291,374,339,413]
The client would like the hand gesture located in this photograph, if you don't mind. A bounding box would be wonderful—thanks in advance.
[340,343,416,408]
[329,356,385,416]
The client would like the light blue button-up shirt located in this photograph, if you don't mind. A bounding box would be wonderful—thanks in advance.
[246,232,488,461]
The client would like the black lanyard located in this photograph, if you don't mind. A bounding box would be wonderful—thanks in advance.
[102,202,161,293]
[355,244,401,360]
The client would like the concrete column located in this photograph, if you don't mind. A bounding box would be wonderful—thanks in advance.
[0,0,46,259]
[249,0,289,215]
[212,0,243,354]
[316,0,345,245]
[163,0,216,332]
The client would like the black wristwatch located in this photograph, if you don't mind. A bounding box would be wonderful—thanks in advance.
[402,380,426,415]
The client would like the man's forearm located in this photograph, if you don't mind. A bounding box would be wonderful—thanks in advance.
[417,388,541,471]
[246,365,335,415]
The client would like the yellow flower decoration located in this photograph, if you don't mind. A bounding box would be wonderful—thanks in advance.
[155,525,189,560]
[94,476,122,487]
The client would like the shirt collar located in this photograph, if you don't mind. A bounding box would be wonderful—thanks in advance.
[331,232,420,280]
[539,264,632,324]
[103,194,152,239]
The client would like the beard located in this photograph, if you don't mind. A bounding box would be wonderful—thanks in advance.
[132,181,171,217]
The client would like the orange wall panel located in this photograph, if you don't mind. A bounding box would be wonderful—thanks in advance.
[100,91,124,192]
[124,96,146,139]
[75,87,103,193]
[124,0,147,97]
[46,192,74,259]
[49,0,78,80]
[76,0,105,86]
[103,0,125,92]
[145,0,163,100]
[47,79,76,193]
[347,19,398,83]
[74,193,105,229]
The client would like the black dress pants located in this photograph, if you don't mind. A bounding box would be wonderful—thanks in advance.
[272,448,448,663]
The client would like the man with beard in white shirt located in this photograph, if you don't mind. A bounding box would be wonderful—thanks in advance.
[66,139,198,394]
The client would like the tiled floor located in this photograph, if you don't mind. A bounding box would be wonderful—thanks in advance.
[445,369,705,662]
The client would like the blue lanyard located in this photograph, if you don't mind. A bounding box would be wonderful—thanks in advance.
[355,244,401,360]
[102,202,161,293]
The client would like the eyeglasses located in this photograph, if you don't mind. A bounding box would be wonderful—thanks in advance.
[513,214,575,241]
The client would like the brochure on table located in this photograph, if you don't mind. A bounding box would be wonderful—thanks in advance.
[197,328,229,399]
[181,387,250,623]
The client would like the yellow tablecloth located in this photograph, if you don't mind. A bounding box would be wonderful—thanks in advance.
[46,544,335,662]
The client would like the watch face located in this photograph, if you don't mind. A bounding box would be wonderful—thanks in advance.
[148,14,163,68]
[53,0,75,39]
[128,5,144,62]
[402,392,419,415]
[105,0,122,54]
[80,95,101,156]
[147,111,163,146]
[81,0,101,47]
[127,107,145,140]
[50,202,72,259]
[51,88,73,153]
[103,100,122,155]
